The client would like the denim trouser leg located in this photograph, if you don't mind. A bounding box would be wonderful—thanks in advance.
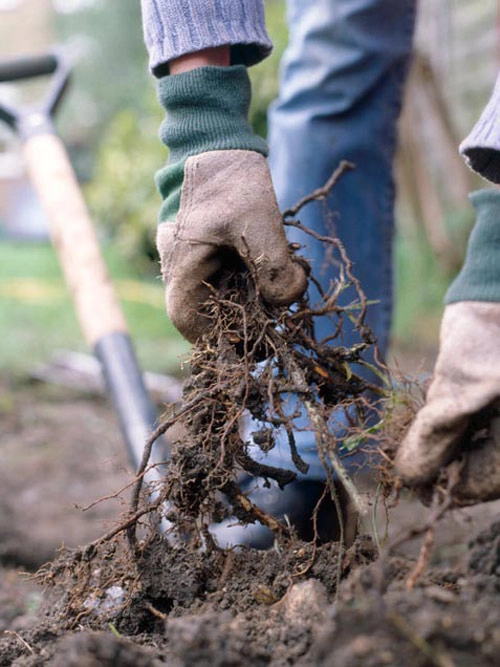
[269,0,416,354]
[247,0,416,481]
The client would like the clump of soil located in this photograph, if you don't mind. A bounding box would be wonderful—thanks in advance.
[124,166,387,554]
[1,521,500,666]
[0,376,499,666]
[314,520,500,667]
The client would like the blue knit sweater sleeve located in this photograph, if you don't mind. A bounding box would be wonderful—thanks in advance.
[140,0,273,74]
[460,72,500,184]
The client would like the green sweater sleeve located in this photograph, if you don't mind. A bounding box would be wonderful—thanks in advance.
[445,188,500,304]
[155,66,267,222]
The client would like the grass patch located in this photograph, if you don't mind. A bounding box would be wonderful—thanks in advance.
[0,241,189,374]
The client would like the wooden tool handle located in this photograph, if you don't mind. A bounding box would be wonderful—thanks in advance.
[23,133,127,346]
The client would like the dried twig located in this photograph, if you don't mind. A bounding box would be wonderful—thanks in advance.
[289,362,368,517]
[282,160,355,218]
[3,631,34,655]
[406,526,435,590]
[376,461,463,593]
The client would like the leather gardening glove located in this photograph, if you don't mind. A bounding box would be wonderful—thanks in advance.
[155,66,307,343]
[395,189,500,502]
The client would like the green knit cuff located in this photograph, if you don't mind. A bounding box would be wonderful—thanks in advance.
[156,160,185,223]
[155,65,267,222]
[445,188,500,304]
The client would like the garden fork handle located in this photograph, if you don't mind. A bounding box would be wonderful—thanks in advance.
[24,134,128,346]
[0,50,170,478]
[23,132,167,474]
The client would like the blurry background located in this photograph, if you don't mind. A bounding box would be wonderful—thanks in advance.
[0,0,498,378]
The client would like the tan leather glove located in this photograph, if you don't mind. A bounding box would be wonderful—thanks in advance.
[157,150,307,343]
[395,302,500,501]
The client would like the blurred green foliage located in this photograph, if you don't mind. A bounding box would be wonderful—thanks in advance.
[0,241,188,373]
[393,229,449,350]
[55,0,150,156]
[85,106,165,273]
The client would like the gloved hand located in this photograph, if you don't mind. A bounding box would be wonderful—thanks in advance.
[395,189,500,502]
[155,66,307,343]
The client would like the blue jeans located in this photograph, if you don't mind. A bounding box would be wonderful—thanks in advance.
[248,0,416,480]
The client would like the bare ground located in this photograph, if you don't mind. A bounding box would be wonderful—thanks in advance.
[0,374,499,666]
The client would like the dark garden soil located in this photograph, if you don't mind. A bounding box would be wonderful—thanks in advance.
[0,375,499,666]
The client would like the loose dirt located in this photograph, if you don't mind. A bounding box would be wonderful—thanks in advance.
[0,375,499,666]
